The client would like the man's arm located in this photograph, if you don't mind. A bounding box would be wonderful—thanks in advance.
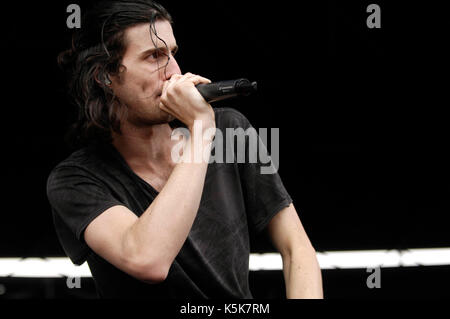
[84,73,215,283]
[84,130,214,283]
[266,203,323,298]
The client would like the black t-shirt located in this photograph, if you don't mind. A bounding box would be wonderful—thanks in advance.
[47,107,292,299]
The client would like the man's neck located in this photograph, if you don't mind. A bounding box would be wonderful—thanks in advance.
[112,122,176,173]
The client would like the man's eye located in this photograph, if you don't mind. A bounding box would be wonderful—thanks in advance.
[148,51,166,60]
[149,51,161,59]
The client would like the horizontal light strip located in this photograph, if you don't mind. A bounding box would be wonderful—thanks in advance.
[0,248,449,277]
[251,248,450,270]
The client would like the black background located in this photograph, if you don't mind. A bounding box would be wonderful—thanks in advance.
[1,0,449,299]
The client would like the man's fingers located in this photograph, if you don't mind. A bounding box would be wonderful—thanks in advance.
[184,72,211,85]
[178,73,211,85]
[190,75,211,85]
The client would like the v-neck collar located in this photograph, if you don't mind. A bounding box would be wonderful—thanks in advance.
[104,143,161,197]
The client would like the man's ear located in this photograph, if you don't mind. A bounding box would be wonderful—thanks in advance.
[103,74,112,85]
[94,71,112,86]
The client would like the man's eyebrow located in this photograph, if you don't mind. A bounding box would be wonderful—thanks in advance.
[139,45,179,58]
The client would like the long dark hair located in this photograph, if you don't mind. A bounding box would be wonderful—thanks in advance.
[58,0,172,148]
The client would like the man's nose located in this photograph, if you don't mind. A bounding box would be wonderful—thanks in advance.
[162,55,181,80]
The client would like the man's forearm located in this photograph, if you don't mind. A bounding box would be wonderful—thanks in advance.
[124,127,214,274]
[282,248,323,299]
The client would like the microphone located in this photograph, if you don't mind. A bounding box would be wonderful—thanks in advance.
[196,78,257,103]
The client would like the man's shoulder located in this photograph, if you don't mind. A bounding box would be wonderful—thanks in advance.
[51,146,92,169]
[48,146,109,183]
[213,107,251,129]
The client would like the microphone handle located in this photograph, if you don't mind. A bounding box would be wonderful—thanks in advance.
[196,78,257,103]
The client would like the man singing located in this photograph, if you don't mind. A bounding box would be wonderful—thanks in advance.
[47,0,323,299]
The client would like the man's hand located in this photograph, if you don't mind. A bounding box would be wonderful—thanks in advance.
[159,72,215,131]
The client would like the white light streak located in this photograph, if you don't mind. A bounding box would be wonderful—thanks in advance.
[0,248,449,277]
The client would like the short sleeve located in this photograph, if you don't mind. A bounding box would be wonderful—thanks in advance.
[47,165,124,265]
[216,108,293,233]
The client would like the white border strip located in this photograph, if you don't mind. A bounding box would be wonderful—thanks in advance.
[1,248,449,277]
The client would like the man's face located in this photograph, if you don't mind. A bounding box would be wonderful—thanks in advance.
[110,20,181,127]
